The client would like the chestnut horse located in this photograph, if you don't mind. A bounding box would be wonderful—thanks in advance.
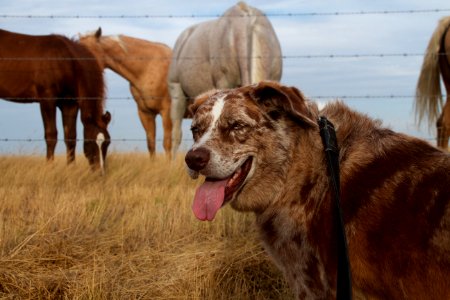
[416,16,450,150]
[0,29,111,171]
[78,28,172,157]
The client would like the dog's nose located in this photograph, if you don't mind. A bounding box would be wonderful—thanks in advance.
[185,147,210,171]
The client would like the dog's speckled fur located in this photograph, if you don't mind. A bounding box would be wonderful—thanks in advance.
[186,81,450,299]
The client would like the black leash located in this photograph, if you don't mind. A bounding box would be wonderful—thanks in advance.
[318,116,352,300]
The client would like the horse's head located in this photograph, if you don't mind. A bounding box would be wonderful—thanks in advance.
[83,111,111,174]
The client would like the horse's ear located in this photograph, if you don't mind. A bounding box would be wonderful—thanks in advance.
[102,111,111,125]
[95,27,102,39]
[250,81,317,127]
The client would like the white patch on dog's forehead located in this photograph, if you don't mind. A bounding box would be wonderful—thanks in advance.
[193,95,225,149]
[211,95,225,121]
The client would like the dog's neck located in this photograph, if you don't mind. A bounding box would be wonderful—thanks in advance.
[253,122,342,299]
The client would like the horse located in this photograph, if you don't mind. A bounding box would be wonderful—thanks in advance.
[78,28,173,157]
[415,16,450,150]
[0,29,111,172]
[168,1,283,156]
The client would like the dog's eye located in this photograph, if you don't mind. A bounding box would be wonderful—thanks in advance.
[191,125,203,140]
[231,122,244,131]
[191,125,200,133]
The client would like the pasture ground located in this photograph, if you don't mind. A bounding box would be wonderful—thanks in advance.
[0,153,291,299]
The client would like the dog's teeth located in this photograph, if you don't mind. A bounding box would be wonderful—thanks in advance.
[232,168,241,179]
[228,167,242,186]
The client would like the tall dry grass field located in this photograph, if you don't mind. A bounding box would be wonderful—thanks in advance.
[0,153,291,299]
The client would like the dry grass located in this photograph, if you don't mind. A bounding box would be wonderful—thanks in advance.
[0,153,291,299]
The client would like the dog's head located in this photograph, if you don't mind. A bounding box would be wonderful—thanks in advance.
[185,81,318,221]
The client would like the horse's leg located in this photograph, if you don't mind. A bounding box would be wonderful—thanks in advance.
[437,113,444,148]
[169,82,187,158]
[437,95,450,150]
[130,85,156,156]
[137,108,157,156]
[60,102,79,163]
[39,101,58,161]
[438,30,450,150]
[160,105,173,159]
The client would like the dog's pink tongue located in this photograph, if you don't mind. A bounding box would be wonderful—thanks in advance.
[192,179,228,221]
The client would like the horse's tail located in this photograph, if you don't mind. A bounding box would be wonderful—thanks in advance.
[246,5,282,84]
[250,25,266,84]
[415,16,450,127]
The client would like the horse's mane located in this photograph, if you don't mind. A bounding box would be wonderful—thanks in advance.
[109,35,128,52]
[61,36,106,126]
[415,16,450,127]
[78,29,128,52]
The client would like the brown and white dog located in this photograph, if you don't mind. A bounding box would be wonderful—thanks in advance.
[185,81,450,299]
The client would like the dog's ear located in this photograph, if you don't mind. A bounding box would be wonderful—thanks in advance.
[250,81,317,127]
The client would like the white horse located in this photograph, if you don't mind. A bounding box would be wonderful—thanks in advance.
[168,1,283,155]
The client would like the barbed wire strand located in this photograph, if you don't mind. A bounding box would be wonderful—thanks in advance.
[2,52,449,61]
[1,8,450,19]
[1,94,447,101]
[0,136,438,142]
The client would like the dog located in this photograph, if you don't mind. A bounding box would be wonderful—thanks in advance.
[184,81,450,299]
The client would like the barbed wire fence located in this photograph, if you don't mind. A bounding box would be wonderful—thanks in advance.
[0,7,448,147]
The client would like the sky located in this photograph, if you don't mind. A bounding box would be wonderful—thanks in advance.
[0,0,449,155]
